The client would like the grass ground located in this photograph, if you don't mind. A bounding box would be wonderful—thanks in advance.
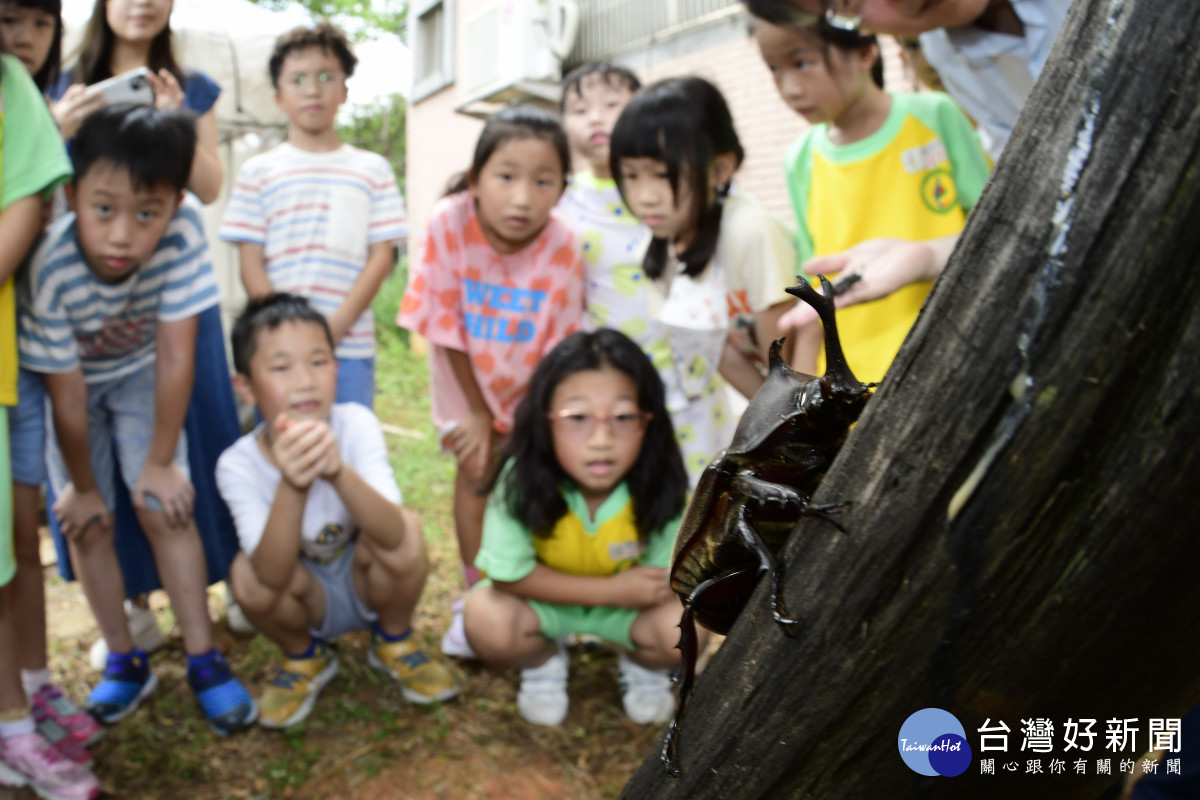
[28,268,667,799]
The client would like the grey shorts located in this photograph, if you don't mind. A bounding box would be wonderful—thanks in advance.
[305,539,377,640]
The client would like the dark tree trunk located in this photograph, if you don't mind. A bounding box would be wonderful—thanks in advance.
[622,0,1200,797]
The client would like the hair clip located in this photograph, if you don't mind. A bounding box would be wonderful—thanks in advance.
[825,1,863,31]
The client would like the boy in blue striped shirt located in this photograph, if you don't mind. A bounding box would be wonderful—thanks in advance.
[17,105,256,736]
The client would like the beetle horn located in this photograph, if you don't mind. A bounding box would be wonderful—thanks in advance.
[785,276,867,394]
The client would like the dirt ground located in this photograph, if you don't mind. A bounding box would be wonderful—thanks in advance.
[6,520,677,800]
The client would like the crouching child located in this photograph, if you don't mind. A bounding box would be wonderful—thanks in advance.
[217,293,458,728]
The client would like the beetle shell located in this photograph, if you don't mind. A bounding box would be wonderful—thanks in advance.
[662,275,873,776]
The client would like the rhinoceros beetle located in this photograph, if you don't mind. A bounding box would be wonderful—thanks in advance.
[661,274,874,777]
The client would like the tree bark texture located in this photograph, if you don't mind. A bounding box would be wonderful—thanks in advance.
[622,0,1200,797]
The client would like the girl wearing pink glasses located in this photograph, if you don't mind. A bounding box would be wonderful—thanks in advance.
[462,329,704,728]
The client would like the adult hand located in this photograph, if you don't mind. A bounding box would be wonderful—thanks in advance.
[50,83,105,139]
[148,68,184,111]
[609,566,674,610]
[53,484,113,540]
[133,461,196,528]
[778,237,942,329]
[447,410,495,485]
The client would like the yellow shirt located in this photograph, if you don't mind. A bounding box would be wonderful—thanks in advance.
[786,91,990,384]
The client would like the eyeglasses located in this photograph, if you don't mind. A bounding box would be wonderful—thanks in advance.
[824,0,864,30]
[547,409,652,439]
[283,71,344,90]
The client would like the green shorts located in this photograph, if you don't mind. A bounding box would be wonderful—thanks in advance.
[475,578,639,650]
[0,406,14,587]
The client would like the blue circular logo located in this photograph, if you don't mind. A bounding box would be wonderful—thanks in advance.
[898,708,972,777]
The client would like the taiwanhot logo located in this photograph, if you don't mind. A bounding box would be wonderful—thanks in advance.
[898,708,972,777]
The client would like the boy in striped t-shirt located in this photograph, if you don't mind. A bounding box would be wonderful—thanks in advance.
[17,105,257,736]
[219,22,405,410]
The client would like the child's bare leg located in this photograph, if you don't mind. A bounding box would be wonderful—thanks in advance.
[629,598,707,669]
[452,467,488,567]
[0,593,27,712]
[11,484,47,672]
[228,552,322,656]
[463,585,556,668]
[134,510,212,656]
[352,508,427,636]
[68,522,134,655]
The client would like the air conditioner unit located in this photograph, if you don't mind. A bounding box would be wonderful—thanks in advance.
[458,0,579,117]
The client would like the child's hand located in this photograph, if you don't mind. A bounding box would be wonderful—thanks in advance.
[133,462,196,529]
[448,410,495,485]
[272,414,336,491]
[53,484,112,540]
[778,238,939,330]
[51,84,105,140]
[148,69,184,111]
[609,566,675,610]
[325,308,351,345]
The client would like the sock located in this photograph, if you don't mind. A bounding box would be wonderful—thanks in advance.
[372,623,412,643]
[0,709,36,738]
[20,668,52,700]
[461,562,483,589]
[284,639,319,660]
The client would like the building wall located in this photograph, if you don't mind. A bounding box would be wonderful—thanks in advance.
[406,7,914,249]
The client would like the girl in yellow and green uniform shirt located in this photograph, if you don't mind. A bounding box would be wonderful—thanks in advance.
[463,329,700,728]
[0,51,72,585]
[756,17,991,384]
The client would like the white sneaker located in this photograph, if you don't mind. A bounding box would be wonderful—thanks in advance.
[224,583,256,635]
[440,600,476,659]
[88,600,165,672]
[516,643,569,726]
[618,652,676,725]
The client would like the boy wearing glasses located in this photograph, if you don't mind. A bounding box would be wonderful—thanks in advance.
[216,293,458,729]
[219,22,405,410]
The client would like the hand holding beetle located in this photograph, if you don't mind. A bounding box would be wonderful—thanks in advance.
[778,237,948,329]
[272,413,338,491]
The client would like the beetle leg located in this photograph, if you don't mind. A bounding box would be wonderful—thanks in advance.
[662,596,701,777]
[734,510,802,636]
[801,500,852,533]
[733,473,804,510]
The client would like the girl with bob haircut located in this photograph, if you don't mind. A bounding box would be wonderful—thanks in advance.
[463,329,697,727]
[607,76,798,485]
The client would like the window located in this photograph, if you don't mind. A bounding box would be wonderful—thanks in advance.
[411,0,455,101]
[565,0,739,67]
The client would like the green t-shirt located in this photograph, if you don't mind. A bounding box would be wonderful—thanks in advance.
[476,473,681,583]
[1,54,72,405]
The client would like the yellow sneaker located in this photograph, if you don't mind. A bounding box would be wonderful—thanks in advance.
[368,633,459,704]
[258,642,339,729]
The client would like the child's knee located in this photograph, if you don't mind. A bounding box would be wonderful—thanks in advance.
[463,587,537,660]
[229,553,286,616]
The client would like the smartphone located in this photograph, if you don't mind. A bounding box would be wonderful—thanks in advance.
[89,67,155,106]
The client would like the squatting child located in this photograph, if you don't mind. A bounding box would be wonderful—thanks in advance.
[464,329,701,726]
[217,293,458,729]
[17,104,256,735]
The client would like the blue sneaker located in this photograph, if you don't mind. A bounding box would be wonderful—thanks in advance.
[86,649,158,724]
[187,650,258,736]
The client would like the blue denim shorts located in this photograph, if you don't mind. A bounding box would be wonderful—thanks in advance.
[9,369,47,487]
[45,361,189,510]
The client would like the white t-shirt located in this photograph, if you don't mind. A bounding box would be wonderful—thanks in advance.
[215,403,402,560]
